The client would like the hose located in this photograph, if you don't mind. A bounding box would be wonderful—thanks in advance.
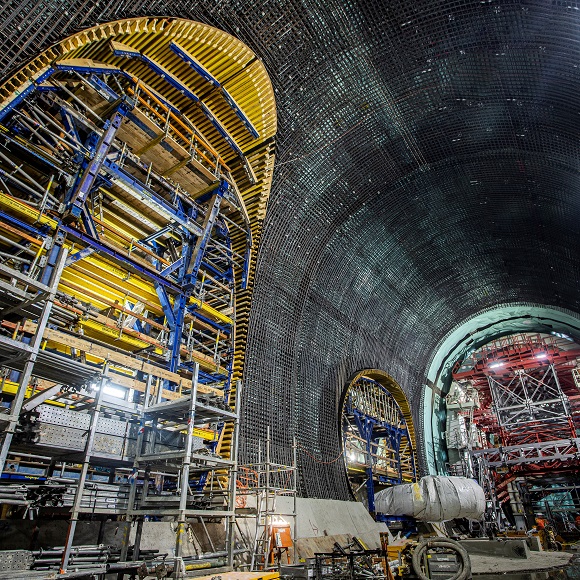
[411,538,471,580]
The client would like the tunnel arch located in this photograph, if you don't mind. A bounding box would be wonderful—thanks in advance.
[421,303,580,475]
[2,2,580,502]
[340,369,418,509]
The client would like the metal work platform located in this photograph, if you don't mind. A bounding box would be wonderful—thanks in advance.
[448,332,580,534]
[0,17,276,577]
[342,374,417,513]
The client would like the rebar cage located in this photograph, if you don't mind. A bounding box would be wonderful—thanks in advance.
[2,0,580,500]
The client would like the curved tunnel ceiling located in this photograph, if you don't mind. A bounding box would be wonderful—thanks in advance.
[1,1,580,499]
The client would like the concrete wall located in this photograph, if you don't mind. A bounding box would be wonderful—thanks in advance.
[0,519,225,559]
[0,498,378,563]
[236,497,387,562]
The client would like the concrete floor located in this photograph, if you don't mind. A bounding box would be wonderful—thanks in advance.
[471,551,574,576]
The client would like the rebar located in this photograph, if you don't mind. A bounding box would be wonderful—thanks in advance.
[0,0,578,500]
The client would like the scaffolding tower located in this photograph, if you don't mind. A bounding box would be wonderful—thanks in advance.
[238,428,297,571]
[0,30,265,576]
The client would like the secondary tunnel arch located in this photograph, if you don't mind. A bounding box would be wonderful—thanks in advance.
[421,303,580,475]
[340,369,418,510]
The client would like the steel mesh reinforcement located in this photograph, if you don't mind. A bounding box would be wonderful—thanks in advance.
[2,0,580,499]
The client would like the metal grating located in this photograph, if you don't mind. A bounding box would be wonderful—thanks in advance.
[2,0,580,499]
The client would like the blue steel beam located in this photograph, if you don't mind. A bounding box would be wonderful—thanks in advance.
[59,106,82,146]
[156,234,193,375]
[65,246,95,267]
[0,210,47,237]
[111,43,247,158]
[54,61,123,76]
[60,224,181,293]
[141,56,200,103]
[154,284,176,330]
[220,87,260,139]
[87,74,120,101]
[36,84,59,93]
[0,129,67,175]
[187,305,231,335]
[169,41,259,139]
[169,294,187,373]
[184,182,227,289]
[81,207,100,239]
[39,231,66,285]
[0,68,54,122]
[65,100,133,220]
[160,257,183,278]
[186,366,228,383]
[169,42,220,87]
[110,45,200,104]
[141,225,173,245]
[199,103,243,156]
[200,259,233,283]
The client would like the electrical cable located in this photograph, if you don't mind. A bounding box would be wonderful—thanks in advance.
[411,538,471,580]
[296,442,345,465]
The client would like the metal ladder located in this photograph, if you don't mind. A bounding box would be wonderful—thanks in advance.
[250,488,276,570]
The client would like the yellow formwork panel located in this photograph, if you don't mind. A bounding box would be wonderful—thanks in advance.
[0,191,233,326]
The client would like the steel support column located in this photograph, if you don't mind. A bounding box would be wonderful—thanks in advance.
[0,246,68,474]
[65,100,133,220]
[60,363,109,573]
[174,363,199,577]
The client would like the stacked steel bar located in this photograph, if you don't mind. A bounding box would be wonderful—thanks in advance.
[32,545,111,572]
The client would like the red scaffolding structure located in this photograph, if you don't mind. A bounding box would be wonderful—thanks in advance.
[451,333,580,497]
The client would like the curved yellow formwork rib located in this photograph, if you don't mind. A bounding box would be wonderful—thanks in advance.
[0,18,277,457]
[347,368,418,469]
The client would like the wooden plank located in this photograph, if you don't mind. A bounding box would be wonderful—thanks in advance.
[107,371,148,392]
[78,310,224,374]
[20,321,222,396]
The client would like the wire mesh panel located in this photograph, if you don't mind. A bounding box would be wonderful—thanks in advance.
[2,0,580,499]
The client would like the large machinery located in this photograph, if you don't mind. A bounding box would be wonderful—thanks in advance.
[447,333,580,535]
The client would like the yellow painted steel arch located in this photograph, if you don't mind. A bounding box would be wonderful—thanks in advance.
[0,18,277,457]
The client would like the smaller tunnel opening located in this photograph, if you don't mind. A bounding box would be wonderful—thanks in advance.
[340,371,417,515]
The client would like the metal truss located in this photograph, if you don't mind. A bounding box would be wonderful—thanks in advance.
[487,364,574,445]
[573,368,580,391]
[471,438,580,468]
[451,333,580,531]
[452,334,580,453]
